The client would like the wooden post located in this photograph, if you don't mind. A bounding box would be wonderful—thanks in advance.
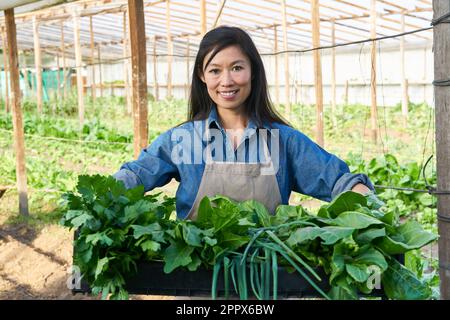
[200,0,207,36]
[331,18,337,129]
[97,45,103,98]
[1,29,10,113]
[280,0,290,117]
[311,0,324,147]
[370,0,378,144]
[73,11,84,126]
[166,0,173,99]
[274,25,279,107]
[153,35,159,101]
[5,8,29,216]
[433,0,450,300]
[123,11,132,115]
[400,11,409,120]
[32,16,43,113]
[185,36,190,100]
[60,21,67,99]
[128,0,149,159]
[89,16,96,102]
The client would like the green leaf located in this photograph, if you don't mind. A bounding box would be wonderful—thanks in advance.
[123,200,154,223]
[376,221,438,254]
[203,236,218,246]
[163,242,194,273]
[382,259,431,300]
[328,275,358,300]
[239,200,270,227]
[237,218,256,227]
[286,226,355,246]
[346,263,370,282]
[365,192,385,210]
[330,211,383,229]
[131,223,162,239]
[95,257,110,279]
[196,196,213,225]
[355,227,386,245]
[86,232,113,246]
[220,232,250,251]
[380,211,397,226]
[186,253,202,271]
[327,191,368,218]
[70,213,93,229]
[354,247,388,271]
[124,184,145,202]
[182,223,203,247]
[140,240,161,252]
[330,243,346,284]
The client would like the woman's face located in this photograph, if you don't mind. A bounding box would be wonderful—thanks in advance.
[201,45,252,113]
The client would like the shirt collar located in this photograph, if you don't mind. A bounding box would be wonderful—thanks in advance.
[207,105,270,131]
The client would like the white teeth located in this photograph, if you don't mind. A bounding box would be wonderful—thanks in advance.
[220,90,238,97]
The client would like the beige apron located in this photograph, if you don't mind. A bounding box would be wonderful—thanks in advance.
[187,129,282,220]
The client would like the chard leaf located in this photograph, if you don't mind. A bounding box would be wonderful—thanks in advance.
[376,221,438,254]
[330,211,383,229]
[327,191,368,218]
[355,227,386,245]
[286,226,355,246]
[345,263,370,282]
[328,275,358,300]
[354,247,388,271]
[382,259,431,300]
[239,200,270,227]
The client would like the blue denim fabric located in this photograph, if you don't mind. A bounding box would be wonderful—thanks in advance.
[113,106,374,219]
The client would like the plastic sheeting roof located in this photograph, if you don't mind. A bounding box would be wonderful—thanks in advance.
[0,0,434,66]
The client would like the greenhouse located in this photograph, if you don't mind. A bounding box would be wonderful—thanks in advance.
[0,0,449,301]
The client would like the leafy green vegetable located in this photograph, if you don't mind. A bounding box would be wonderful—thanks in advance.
[61,175,438,300]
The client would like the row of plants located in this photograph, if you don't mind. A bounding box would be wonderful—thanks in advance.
[61,174,438,300]
[346,152,437,232]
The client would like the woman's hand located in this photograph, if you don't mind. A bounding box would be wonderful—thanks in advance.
[351,183,371,195]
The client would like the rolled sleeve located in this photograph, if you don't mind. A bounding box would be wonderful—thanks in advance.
[331,172,375,200]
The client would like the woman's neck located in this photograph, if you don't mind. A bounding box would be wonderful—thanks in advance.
[216,106,248,150]
[216,106,248,130]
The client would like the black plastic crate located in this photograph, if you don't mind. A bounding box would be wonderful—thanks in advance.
[71,231,401,298]
[72,260,337,298]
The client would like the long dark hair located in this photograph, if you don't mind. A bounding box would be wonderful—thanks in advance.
[187,26,290,128]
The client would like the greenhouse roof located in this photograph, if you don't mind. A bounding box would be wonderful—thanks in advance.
[0,0,433,65]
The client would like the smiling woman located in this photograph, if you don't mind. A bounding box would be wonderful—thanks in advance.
[113,26,375,220]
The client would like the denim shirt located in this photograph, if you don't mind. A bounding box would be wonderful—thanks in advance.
[113,106,374,219]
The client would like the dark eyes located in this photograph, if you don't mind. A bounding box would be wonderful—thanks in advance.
[208,66,243,74]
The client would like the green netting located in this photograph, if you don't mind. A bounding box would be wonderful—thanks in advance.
[0,69,72,102]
